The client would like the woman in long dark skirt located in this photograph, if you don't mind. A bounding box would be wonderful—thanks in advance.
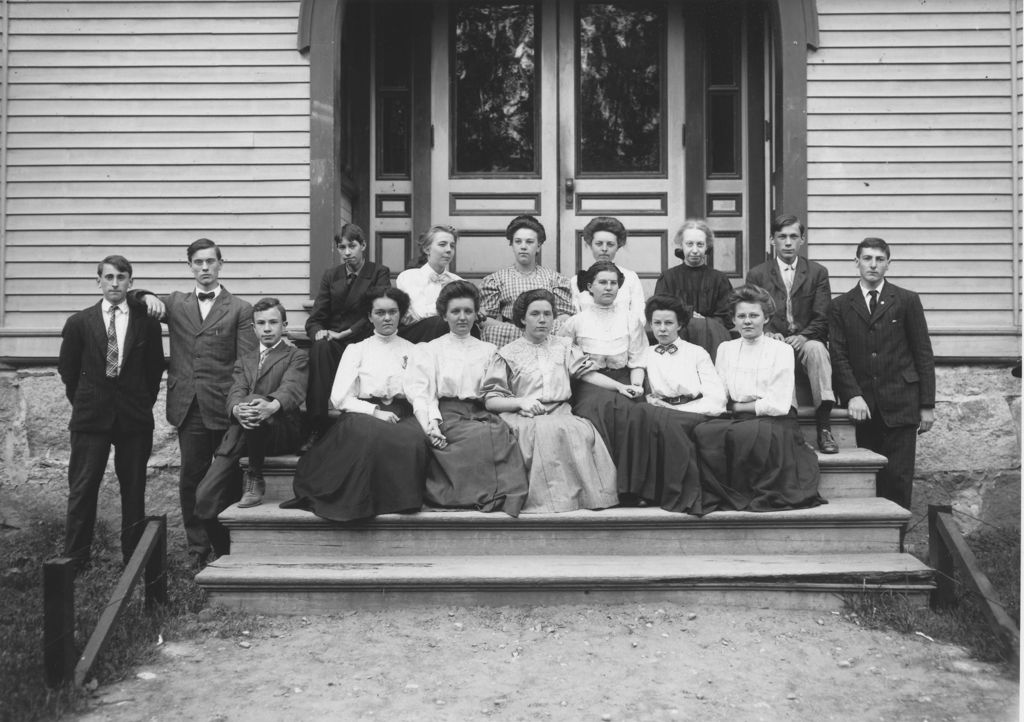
[283,287,427,521]
[694,284,825,512]
[560,261,704,513]
[407,280,529,516]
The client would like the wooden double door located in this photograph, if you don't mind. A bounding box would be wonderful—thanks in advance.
[372,1,768,290]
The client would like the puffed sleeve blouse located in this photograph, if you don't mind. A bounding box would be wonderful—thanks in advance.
[407,334,498,426]
[329,332,418,415]
[713,334,795,417]
[481,336,587,409]
[558,304,647,371]
[643,338,727,416]
[395,264,463,321]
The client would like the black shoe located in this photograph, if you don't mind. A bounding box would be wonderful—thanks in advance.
[817,428,839,454]
[298,428,322,455]
[190,551,210,571]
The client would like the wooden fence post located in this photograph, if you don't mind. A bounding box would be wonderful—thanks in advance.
[43,559,77,687]
[928,504,955,609]
[144,515,167,610]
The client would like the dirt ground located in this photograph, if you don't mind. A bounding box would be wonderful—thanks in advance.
[74,602,1017,722]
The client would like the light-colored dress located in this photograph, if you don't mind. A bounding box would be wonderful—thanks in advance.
[482,335,618,513]
[407,334,528,516]
[694,334,824,512]
[288,333,427,521]
[479,265,574,348]
[571,264,647,330]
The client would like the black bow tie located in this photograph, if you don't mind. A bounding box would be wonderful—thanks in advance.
[654,344,678,355]
[197,292,215,302]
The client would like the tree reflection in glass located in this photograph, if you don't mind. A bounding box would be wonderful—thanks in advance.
[453,4,538,174]
[577,3,664,174]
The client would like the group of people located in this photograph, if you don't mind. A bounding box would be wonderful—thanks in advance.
[58,212,936,572]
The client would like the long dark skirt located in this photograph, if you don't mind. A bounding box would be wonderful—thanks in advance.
[682,317,731,362]
[572,368,703,514]
[285,399,427,521]
[694,411,825,512]
[425,398,529,517]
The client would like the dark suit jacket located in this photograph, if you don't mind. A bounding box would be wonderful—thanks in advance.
[829,281,936,427]
[58,302,166,432]
[305,261,392,339]
[157,288,257,430]
[226,341,308,430]
[746,257,831,341]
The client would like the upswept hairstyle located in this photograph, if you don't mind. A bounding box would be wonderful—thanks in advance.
[582,216,627,247]
[577,260,624,293]
[727,284,777,318]
[187,237,221,261]
[644,294,693,328]
[505,215,547,244]
[512,288,557,328]
[856,237,891,260]
[252,296,287,322]
[435,279,481,317]
[412,225,459,267]
[97,254,133,277]
[335,223,366,246]
[363,286,411,318]
[673,219,715,250]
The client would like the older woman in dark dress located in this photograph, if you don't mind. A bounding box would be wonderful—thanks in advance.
[654,219,733,361]
[303,223,391,450]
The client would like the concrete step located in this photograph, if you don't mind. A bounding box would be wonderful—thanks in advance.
[197,552,934,614]
[797,406,856,449]
[249,446,885,503]
[221,496,908,558]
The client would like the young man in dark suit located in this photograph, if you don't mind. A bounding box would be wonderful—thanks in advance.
[58,255,166,570]
[302,224,390,450]
[746,214,838,453]
[194,297,308,557]
[829,237,936,509]
[135,238,256,568]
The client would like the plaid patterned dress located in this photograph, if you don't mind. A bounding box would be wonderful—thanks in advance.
[479,265,574,348]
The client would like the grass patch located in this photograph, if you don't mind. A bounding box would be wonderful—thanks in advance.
[844,523,1020,672]
[0,504,261,722]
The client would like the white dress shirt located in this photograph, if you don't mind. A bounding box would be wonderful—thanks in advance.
[195,285,222,320]
[101,299,129,372]
[859,279,886,313]
[643,338,727,416]
[395,264,463,321]
[714,334,795,417]
[329,332,417,414]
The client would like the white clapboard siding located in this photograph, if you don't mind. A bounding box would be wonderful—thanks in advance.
[1,0,314,352]
[810,0,1021,355]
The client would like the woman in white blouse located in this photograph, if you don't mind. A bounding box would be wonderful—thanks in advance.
[570,216,647,329]
[693,284,824,512]
[396,225,465,342]
[560,262,706,513]
[285,287,427,521]
[407,281,529,516]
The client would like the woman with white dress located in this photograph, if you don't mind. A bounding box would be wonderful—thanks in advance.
[693,284,824,512]
[407,281,529,516]
[396,225,465,342]
[482,289,619,513]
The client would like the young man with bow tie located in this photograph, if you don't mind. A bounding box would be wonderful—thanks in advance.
[134,238,256,569]
[746,214,838,453]
[829,237,936,510]
[58,255,166,571]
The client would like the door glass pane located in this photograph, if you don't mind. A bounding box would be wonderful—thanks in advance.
[452,4,538,174]
[577,2,665,174]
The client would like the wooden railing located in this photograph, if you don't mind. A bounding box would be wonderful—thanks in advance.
[43,515,168,687]
[928,504,1019,662]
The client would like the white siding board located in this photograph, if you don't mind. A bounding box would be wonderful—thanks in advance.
[811,0,1020,352]
[2,1,311,346]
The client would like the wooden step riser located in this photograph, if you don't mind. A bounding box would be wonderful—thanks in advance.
[227,524,902,558]
[204,584,930,614]
[256,468,877,502]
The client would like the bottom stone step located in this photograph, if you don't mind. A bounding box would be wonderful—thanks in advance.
[198,552,933,614]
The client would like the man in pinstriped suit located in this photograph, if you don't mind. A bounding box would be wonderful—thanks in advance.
[828,237,936,510]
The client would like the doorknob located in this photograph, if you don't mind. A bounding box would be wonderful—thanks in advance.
[564,178,575,210]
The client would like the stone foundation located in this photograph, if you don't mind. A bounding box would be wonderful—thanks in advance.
[0,363,1019,534]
